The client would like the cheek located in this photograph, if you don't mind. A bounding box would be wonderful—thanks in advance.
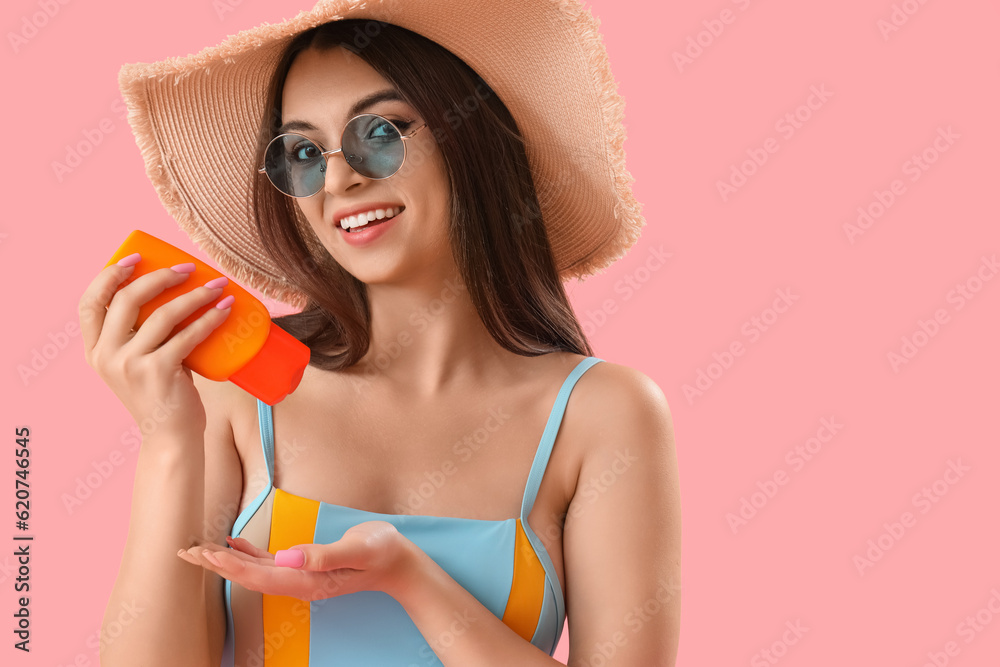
[404,136,447,186]
[418,153,450,209]
[295,200,326,230]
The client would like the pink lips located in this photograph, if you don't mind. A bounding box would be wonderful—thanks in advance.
[331,203,405,228]
[338,207,402,246]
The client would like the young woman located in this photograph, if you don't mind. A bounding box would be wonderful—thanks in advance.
[81,3,680,665]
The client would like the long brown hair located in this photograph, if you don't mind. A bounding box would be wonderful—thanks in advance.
[252,19,593,370]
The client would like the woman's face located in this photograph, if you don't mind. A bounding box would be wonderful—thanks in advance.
[279,46,453,286]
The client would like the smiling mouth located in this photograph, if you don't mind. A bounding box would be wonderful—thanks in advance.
[348,218,386,233]
[340,205,405,232]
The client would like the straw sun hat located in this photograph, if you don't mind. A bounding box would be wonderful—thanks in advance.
[117,0,645,308]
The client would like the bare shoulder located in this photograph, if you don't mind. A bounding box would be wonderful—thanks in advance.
[561,361,681,665]
[570,359,675,450]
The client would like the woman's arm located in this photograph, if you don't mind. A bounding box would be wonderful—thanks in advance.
[100,373,242,667]
[389,363,681,666]
[560,364,681,665]
[390,544,568,665]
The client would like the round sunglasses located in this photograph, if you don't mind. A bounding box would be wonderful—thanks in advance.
[258,113,427,198]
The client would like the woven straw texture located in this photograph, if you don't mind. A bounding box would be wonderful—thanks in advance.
[118,0,644,308]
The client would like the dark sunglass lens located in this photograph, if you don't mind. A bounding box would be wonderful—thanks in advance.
[342,115,405,179]
[263,134,325,196]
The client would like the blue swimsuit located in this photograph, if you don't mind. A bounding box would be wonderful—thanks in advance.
[219,355,604,666]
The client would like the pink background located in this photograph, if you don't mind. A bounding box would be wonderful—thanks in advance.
[4,0,999,665]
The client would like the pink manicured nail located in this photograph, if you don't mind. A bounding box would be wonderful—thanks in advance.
[170,262,197,273]
[275,549,304,568]
[215,294,235,310]
[204,276,229,289]
[117,252,141,267]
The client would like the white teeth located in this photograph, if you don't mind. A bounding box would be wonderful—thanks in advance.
[340,206,402,230]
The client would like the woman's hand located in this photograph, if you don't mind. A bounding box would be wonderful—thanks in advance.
[78,258,232,438]
[177,520,420,602]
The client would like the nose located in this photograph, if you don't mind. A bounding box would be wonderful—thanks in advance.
[321,156,361,194]
[320,148,366,195]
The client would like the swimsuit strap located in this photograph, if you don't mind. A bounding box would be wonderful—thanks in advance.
[224,399,278,667]
[230,399,276,539]
[258,397,276,487]
[519,356,604,520]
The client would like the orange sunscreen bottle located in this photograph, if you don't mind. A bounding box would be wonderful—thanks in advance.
[104,229,310,405]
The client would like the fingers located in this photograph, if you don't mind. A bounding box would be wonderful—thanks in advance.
[79,261,141,363]
[185,541,271,566]
[273,521,401,572]
[181,546,316,597]
[227,536,275,561]
[104,267,195,352]
[153,289,232,364]
[177,544,359,600]
[285,540,367,572]
[123,274,230,357]
[178,546,245,576]
[235,563,302,596]
[83,263,196,361]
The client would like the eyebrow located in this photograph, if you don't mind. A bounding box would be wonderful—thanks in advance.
[277,89,407,135]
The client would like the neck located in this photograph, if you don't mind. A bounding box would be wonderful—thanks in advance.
[355,268,516,397]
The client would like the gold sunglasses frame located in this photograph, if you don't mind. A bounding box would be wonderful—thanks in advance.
[257,113,427,198]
